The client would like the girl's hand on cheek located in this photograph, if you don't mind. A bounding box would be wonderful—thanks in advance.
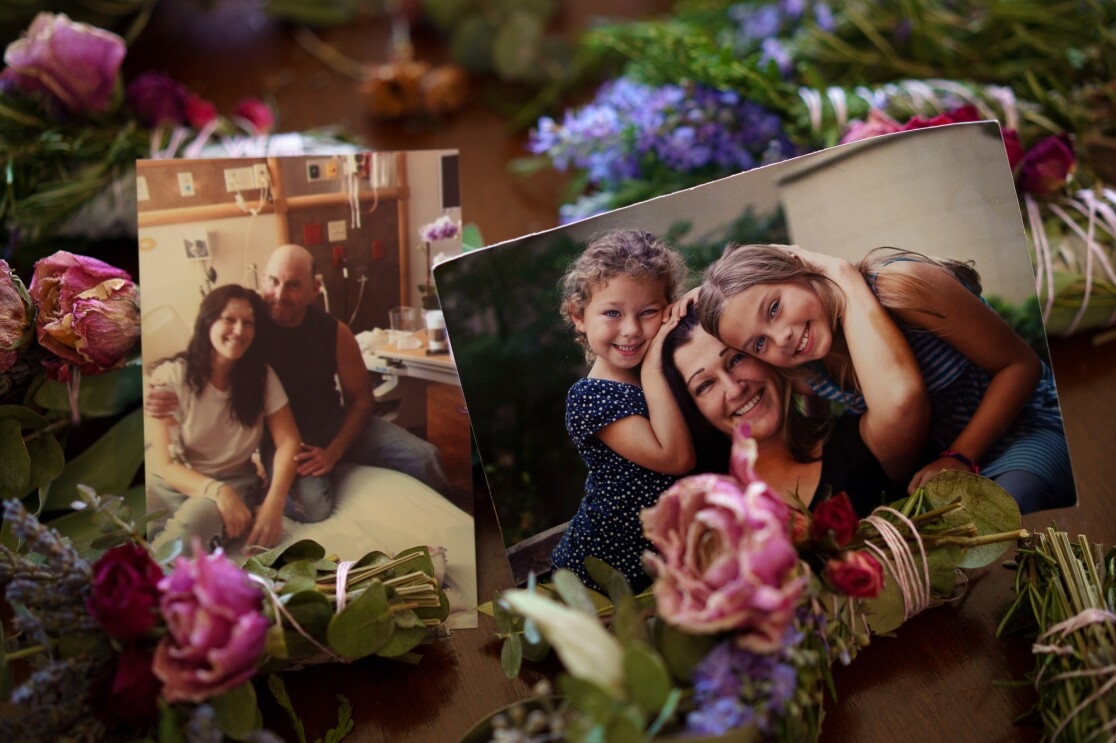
[667,288,700,321]
[906,456,972,493]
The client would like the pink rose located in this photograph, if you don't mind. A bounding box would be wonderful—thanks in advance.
[809,492,859,548]
[233,97,274,134]
[839,109,902,144]
[153,547,268,703]
[0,260,34,374]
[125,71,191,127]
[641,427,805,652]
[1016,133,1076,196]
[824,550,885,599]
[28,250,140,380]
[86,543,164,641]
[91,647,162,729]
[1,12,125,113]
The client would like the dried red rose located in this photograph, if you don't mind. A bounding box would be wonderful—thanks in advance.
[809,492,859,548]
[824,550,885,599]
[86,542,163,640]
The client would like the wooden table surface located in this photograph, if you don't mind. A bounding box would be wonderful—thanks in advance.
[124,5,1116,741]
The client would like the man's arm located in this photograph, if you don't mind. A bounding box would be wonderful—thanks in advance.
[293,321,375,477]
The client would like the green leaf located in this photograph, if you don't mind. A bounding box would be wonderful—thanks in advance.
[604,709,647,743]
[32,364,142,418]
[253,539,327,568]
[278,560,319,595]
[653,618,718,684]
[559,674,619,722]
[266,675,307,743]
[923,470,1021,568]
[320,695,355,743]
[0,417,29,493]
[623,644,673,714]
[612,594,651,648]
[326,580,395,659]
[210,681,262,740]
[43,484,144,547]
[40,407,143,513]
[501,632,523,678]
[278,591,334,662]
[374,610,429,658]
[492,12,546,82]
[461,223,485,251]
[585,556,634,605]
[553,568,598,616]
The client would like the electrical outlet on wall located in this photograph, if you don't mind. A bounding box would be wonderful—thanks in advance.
[178,172,196,197]
[253,163,270,188]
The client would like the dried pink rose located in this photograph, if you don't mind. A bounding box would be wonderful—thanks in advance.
[28,250,140,380]
[153,547,268,703]
[233,97,274,134]
[1,12,125,113]
[641,426,805,651]
[0,260,34,374]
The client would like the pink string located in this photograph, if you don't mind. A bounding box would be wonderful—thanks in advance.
[334,560,357,612]
[862,506,931,620]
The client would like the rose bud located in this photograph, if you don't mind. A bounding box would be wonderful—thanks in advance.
[233,97,274,134]
[86,542,164,640]
[125,71,191,128]
[824,550,885,599]
[1016,133,1076,196]
[809,492,860,549]
[1,12,126,113]
[28,250,140,380]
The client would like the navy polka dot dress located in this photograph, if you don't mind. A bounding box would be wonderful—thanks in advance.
[551,378,680,593]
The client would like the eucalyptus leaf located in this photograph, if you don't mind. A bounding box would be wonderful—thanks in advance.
[623,644,673,714]
[43,484,144,548]
[0,417,30,493]
[32,364,142,418]
[278,591,334,662]
[923,470,1021,568]
[210,680,262,740]
[863,571,906,635]
[612,594,651,648]
[40,407,143,513]
[585,556,634,605]
[393,545,435,577]
[277,560,318,595]
[493,599,515,635]
[375,614,429,658]
[553,568,598,616]
[521,633,551,663]
[264,623,289,661]
[604,709,647,743]
[653,618,718,684]
[252,539,327,568]
[326,580,395,659]
[500,632,523,678]
[558,674,619,722]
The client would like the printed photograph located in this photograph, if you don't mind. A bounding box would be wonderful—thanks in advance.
[434,121,1078,590]
[137,150,478,628]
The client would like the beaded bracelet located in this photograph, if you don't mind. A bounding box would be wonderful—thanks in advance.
[939,450,980,475]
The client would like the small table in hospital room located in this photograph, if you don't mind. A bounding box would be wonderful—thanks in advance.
[361,330,471,496]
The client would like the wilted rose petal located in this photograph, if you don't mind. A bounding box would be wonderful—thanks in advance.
[0,260,34,373]
[29,251,140,379]
[2,12,125,113]
[641,427,805,651]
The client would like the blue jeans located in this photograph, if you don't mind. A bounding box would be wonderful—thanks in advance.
[263,415,455,519]
[147,466,264,555]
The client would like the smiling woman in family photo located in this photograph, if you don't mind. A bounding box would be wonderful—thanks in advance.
[145,284,301,554]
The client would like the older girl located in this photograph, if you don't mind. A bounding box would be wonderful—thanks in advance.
[698,244,1074,513]
[147,284,300,554]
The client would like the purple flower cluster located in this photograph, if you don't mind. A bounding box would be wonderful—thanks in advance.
[686,627,801,737]
[529,77,795,191]
[728,0,835,77]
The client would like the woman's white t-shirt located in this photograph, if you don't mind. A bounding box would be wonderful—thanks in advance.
[150,359,288,478]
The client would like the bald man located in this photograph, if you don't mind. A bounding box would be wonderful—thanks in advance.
[255,244,454,517]
[148,244,455,530]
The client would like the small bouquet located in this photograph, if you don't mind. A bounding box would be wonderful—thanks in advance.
[998,526,1116,741]
[474,425,1028,742]
[0,488,450,741]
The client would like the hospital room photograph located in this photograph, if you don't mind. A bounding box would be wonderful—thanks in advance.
[136,150,477,628]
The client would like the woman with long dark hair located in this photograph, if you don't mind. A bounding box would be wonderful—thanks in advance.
[147,284,300,553]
